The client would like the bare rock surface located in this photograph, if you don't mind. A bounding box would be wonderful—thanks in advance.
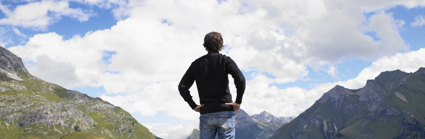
[0,47,27,74]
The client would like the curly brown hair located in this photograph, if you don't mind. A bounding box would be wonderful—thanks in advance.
[203,32,223,52]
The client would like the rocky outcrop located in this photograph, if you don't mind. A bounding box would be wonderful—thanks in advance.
[2,112,23,122]
[0,46,28,74]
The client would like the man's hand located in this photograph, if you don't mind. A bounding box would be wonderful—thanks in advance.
[193,104,204,113]
[225,102,241,114]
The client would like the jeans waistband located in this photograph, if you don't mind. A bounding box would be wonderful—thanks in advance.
[200,111,234,118]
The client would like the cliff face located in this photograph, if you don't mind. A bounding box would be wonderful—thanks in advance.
[0,46,155,139]
[271,68,425,139]
[0,47,27,74]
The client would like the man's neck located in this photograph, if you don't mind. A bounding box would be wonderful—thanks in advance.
[208,51,219,54]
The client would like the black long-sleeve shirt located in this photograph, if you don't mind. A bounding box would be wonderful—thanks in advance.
[178,52,246,114]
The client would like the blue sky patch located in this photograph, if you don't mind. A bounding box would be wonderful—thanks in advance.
[387,6,425,51]
[222,44,231,53]
[49,2,117,40]
[105,71,121,74]
[72,85,106,98]
[237,3,249,15]
[101,50,117,65]
[0,0,118,47]
[0,9,5,19]
[161,19,172,26]
[217,0,226,4]
[363,31,381,41]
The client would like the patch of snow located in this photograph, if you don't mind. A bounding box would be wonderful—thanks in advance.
[395,92,408,102]
[0,69,23,81]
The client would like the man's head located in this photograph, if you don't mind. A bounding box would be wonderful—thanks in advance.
[203,32,223,52]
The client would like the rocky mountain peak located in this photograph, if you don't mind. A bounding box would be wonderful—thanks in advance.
[0,46,28,74]
[251,110,293,124]
[257,111,273,118]
[235,109,257,123]
[252,111,274,122]
[374,69,410,91]
[259,110,272,116]
[414,67,425,75]
[318,85,353,103]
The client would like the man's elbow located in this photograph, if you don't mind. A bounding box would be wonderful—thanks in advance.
[178,84,188,94]
[236,76,246,84]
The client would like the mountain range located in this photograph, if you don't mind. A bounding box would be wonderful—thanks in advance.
[187,109,293,139]
[0,46,155,138]
[3,44,425,139]
[271,68,425,138]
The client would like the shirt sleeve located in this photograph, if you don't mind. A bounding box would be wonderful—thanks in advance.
[178,63,197,109]
[226,57,246,104]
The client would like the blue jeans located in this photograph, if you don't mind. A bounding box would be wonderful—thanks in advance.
[199,111,235,139]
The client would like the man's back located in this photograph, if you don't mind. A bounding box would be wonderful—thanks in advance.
[179,52,245,114]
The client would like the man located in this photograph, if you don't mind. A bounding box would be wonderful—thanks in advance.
[178,32,246,139]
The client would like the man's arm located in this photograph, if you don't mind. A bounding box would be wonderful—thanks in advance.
[178,64,198,109]
[226,57,246,104]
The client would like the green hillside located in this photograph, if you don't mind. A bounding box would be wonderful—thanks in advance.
[271,68,425,139]
[61,132,103,139]
[0,47,154,138]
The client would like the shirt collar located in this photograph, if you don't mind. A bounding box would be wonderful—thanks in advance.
[208,51,219,55]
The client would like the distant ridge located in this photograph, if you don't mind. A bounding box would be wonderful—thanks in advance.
[186,109,293,139]
[271,68,425,139]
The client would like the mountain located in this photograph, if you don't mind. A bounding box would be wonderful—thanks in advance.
[187,109,293,139]
[252,111,293,123]
[0,46,155,139]
[187,129,200,139]
[271,68,425,139]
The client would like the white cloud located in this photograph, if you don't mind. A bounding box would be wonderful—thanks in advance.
[327,65,338,78]
[145,122,198,139]
[0,1,92,29]
[28,55,81,88]
[68,0,136,20]
[12,27,26,38]
[411,15,425,27]
[9,32,104,88]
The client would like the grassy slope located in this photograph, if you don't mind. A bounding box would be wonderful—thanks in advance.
[61,132,102,139]
[337,71,425,139]
[271,69,425,139]
[0,71,154,139]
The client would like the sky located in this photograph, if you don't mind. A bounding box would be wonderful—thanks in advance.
[1,0,425,138]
